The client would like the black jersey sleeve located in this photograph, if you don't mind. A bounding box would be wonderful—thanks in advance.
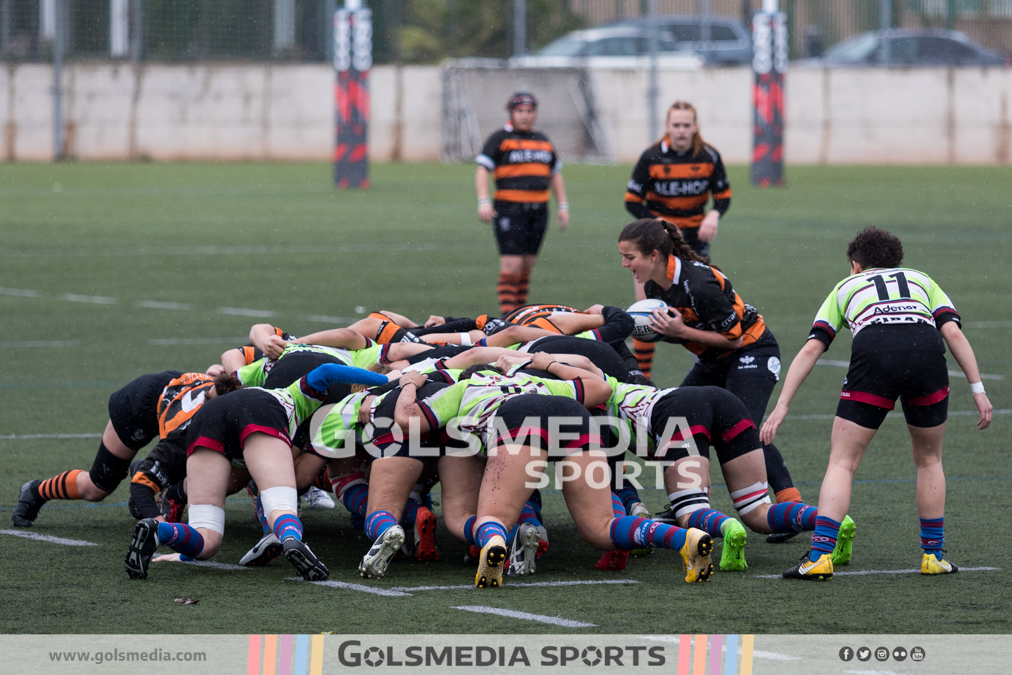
[476,131,503,170]
[594,306,635,343]
[708,148,731,215]
[690,271,743,339]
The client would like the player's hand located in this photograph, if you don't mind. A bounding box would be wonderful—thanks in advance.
[557,208,570,231]
[385,369,402,382]
[424,315,446,328]
[582,304,604,315]
[494,352,531,372]
[698,210,719,242]
[358,395,377,425]
[649,307,685,339]
[973,392,993,430]
[478,202,497,223]
[760,403,789,444]
[398,371,427,389]
[262,334,287,360]
[205,364,225,378]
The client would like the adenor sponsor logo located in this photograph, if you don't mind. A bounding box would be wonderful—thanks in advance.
[336,640,666,667]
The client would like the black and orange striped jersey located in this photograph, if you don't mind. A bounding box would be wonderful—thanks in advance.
[624,138,731,229]
[477,124,560,204]
[502,304,580,326]
[157,373,216,439]
[644,256,766,364]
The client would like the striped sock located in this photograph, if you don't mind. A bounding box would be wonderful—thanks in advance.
[516,268,531,307]
[766,502,818,533]
[497,272,522,316]
[687,508,731,539]
[365,510,398,542]
[609,516,687,551]
[34,470,84,501]
[476,521,508,548]
[775,487,803,504]
[631,339,655,379]
[340,483,369,517]
[516,500,542,527]
[810,515,841,562]
[254,496,270,535]
[463,515,477,546]
[157,522,204,557]
[272,514,303,543]
[610,493,627,518]
[920,517,944,559]
[615,486,642,512]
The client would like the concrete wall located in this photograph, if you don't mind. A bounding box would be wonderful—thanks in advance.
[2,62,1011,164]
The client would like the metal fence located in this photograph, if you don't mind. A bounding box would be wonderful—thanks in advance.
[1,0,1010,63]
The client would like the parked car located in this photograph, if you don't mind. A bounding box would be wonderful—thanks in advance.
[512,26,703,69]
[607,15,753,65]
[792,29,1008,68]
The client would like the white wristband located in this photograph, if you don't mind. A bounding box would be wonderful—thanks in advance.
[970,381,985,395]
[558,201,569,211]
[478,198,490,206]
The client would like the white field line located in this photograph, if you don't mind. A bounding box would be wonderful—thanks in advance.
[0,340,80,348]
[966,321,1012,328]
[180,560,251,571]
[0,529,98,546]
[816,359,1003,380]
[756,566,999,579]
[299,579,412,597]
[0,287,42,297]
[136,300,193,311]
[148,337,246,346]
[387,580,640,593]
[0,433,103,440]
[638,636,800,661]
[218,307,277,318]
[788,409,1012,421]
[59,293,117,304]
[452,605,595,628]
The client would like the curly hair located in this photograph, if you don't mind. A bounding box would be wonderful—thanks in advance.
[846,226,904,269]
[213,371,244,396]
[618,218,707,264]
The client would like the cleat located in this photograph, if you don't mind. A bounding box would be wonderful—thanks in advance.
[125,518,160,580]
[160,492,186,524]
[506,522,541,577]
[595,550,630,571]
[12,480,45,527]
[653,503,679,525]
[628,503,653,557]
[358,525,405,579]
[719,518,748,571]
[239,532,283,567]
[783,552,833,580]
[678,528,714,583]
[766,531,799,544]
[302,486,335,509]
[464,544,481,564]
[474,535,507,588]
[535,539,550,559]
[413,506,440,562]
[283,539,329,581]
[921,552,958,575]
[831,515,856,566]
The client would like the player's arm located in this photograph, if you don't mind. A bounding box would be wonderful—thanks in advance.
[650,308,744,349]
[476,138,499,223]
[506,352,612,407]
[249,324,289,360]
[393,371,434,435]
[939,322,992,430]
[294,328,369,351]
[700,150,730,243]
[220,348,248,373]
[624,155,651,219]
[760,338,827,444]
[550,164,569,231]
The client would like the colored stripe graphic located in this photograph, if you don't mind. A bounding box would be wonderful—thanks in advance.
[310,635,325,675]
[724,634,738,675]
[693,634,708,675]
[709,635,723,675]
[740,635,755,675]
[294,635,309,674]
[248,635,261,675]
[279,635,293,675]
[263,635,277,675]
[678,634,691,674]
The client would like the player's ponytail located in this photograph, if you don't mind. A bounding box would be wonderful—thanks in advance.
[618,218,707,264]
[663,222,708,264]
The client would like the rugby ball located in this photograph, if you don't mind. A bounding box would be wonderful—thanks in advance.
[626,299,669,343]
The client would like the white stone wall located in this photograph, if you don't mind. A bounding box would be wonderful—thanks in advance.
[2,62,1010,165]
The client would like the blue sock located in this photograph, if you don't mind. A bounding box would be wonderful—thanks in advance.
[810,515,841,562]
[402,498,421,526]
[475,521,508,548]
[766,502,818,533]
[254,496,270,535]
[609,516,687,551]
[157,522,204,557]
[616,485,642,512]
[365,510,398,542]
[920,517,944,559]
[687,508,731,539]
[610,493,626,518]
[463,515,477,546]
[272,514,303,543]
[527,489,543,520]
[341,483,369,517]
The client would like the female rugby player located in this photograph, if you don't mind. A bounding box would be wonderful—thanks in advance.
[762,227,992,580]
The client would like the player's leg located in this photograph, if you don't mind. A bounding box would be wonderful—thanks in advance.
[438,453,484,548]
[358,456,422,578]
[908,422,955,573]
[515,204,548,307]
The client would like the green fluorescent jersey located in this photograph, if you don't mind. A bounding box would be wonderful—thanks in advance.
[809,268,960,346]
[236,342,383,387]
[256,378,329,440]
[309,392,369,456]
[416,372,583,449]
[603,375,677,451]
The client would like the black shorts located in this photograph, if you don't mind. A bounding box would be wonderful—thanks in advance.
[264,351,353,406]
[186,389,291,463]
[524,335,629,381]
[493,201,549,256]
[108,370,183,451]
[649,386,759,465]
[681,329,781,388]
[677,226,710,261]
[488,394,601,458]
[837,325,949,429]
[133,436,188,491]
[363,382,454,461]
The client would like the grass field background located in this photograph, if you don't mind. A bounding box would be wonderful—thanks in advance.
[0,162,1009,635]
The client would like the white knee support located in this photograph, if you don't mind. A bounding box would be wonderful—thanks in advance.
[667,488,710,519]
[458,332,472,346]
[731,481,771,516]
[188,504,225,535]
[260,486,299,519]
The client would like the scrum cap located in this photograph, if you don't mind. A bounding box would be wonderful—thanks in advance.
[506,92,537,111]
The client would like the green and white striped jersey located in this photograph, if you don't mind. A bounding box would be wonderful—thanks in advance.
[307,391,369,457]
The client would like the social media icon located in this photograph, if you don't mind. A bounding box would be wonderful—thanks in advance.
[893,647,907,661]
[876,647,890,662]
[911,647,925,662]
[857,647,872,661]
[839,647,854,662]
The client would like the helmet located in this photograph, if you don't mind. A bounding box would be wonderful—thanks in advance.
[506,92,537,111]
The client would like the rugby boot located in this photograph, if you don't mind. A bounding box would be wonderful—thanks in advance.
[921,552,958,575]
[475,535,508,588]
[831,515,856,566]
[679,528,714,583]
[12,480,45,527]
[595,550,630,571]
[239,532,283,567]
[506,522,541,577]
[413,505,440,562]
[783,552,833,580]
[358,525,405,579]
[125,518,160,580]
[283,539,329,581]
[719,518,748,571]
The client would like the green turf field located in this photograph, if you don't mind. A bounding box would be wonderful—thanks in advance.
[0,162,1009,635]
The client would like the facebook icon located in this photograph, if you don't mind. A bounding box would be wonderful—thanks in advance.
[840,647,854,662]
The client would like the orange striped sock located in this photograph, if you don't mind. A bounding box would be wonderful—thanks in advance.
[775,487,803,504]
[516,268,532,307]
[632,339,656,379]
[37,470,84,501]
[497,272,521,316]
